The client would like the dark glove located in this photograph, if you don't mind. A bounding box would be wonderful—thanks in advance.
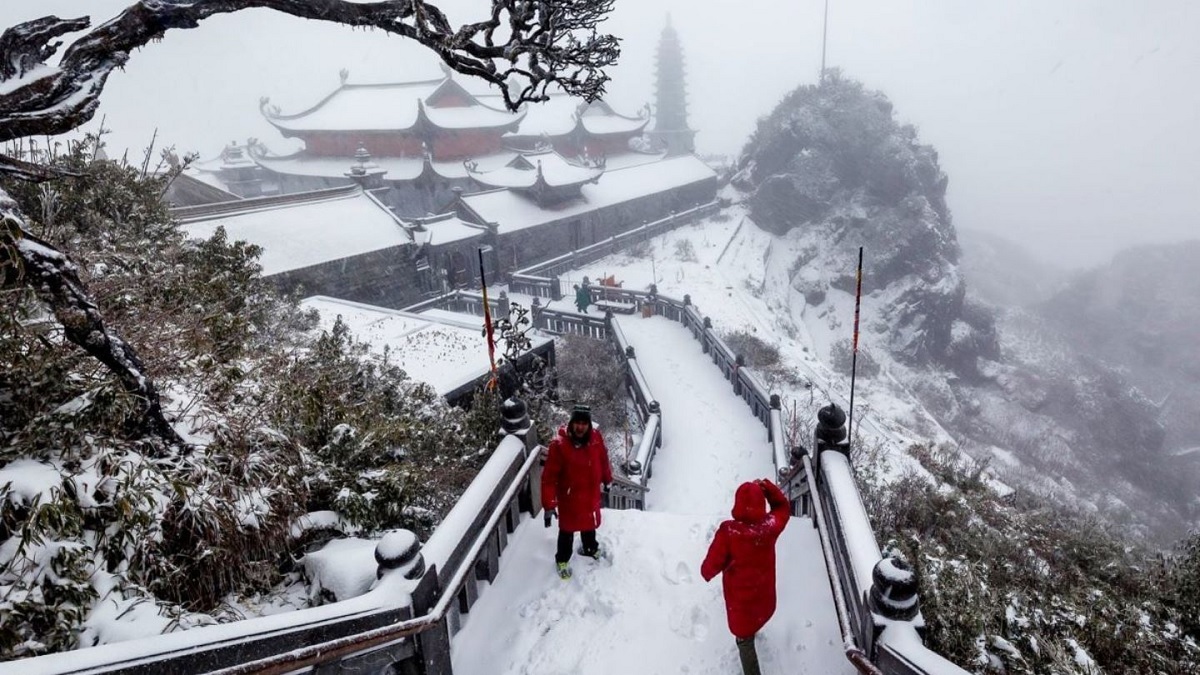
[543,507,556,528]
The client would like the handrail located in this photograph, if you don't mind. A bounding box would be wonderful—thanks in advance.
[803,452,884,675]
[6,435,538,675]
[214,440,544,675]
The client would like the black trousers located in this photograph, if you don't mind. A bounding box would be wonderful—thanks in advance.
[556,529,597,564]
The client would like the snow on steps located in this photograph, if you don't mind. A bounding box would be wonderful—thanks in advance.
[451,510,855,675]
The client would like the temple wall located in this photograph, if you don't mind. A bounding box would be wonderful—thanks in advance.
[269,245,430,309]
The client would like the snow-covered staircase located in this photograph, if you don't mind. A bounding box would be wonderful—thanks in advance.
[2,290,967,675]
[451,316,854,675]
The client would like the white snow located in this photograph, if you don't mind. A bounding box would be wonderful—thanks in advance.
[614,315,775,514]
[0,459,62,506]
[447,304,855,673]
[303,537,379,602]
[461,155,716,235]
[300,297,552,396]
[451,510,854,675]
[376,529,419,562]
[178,189,409,276]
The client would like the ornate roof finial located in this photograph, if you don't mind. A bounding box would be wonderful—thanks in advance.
[354,144,371,164]
[339,68,350,84]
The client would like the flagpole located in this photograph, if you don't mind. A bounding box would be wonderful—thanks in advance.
[820,0,830,83]
[478,249,498,388]
[847,246,863,447]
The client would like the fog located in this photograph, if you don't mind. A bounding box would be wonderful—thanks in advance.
[2,0,1197,268]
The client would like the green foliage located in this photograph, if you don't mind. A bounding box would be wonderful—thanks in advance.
[553,334,627,434]
[859,444,1200,673]
[0,138,502,657]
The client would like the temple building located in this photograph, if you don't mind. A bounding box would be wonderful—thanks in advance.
[173,25,716,306]
[186,68,654,216]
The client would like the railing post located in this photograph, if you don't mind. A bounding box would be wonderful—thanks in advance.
[647,400,661,448]
[376,530,427,582]
[814,403,849,458]
[502,397,540,518]
[497,290,510,320]
[530,296,545,330]
[411,566,451,675]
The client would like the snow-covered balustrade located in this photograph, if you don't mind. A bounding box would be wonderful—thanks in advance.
[807,414,970,675]
[5,427,546,675]
[507,271,558,299]
[530,304,608,338]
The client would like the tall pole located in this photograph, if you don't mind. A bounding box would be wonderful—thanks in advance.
[847,246,863,448]
[478,248,498,388]
[820,0,830,83]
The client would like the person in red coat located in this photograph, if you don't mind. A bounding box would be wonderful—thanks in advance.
[701,478,791,675]
[541,404,613,579]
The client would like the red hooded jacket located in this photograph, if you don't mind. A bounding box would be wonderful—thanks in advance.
[701,479,791,639]
[541,425,613,533]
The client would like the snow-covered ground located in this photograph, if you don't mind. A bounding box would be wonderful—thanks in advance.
[616,315,774,514]
[451,511,852,675]
[503,202,951,481]
[449,310,853,674]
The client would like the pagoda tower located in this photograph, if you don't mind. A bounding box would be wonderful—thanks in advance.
[648,16,696,156]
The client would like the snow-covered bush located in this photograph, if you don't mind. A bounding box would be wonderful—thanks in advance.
[552,334,628,437]
[0,140,501,658]
[858,444,1200,673]
[673,239,698,262]
[830,338,881,379]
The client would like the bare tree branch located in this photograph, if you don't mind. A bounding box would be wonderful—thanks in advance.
[0,0,620,145]
[0,0,619,452]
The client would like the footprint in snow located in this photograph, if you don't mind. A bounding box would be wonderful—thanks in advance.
[663,560,694,585]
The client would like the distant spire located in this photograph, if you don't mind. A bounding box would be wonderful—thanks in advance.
[649,16,695,155]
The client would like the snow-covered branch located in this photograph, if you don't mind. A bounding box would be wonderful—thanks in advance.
[0,0,619,453]
[0,0,619,149]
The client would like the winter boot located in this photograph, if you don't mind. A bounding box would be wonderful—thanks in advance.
[556,562,573,580]
[577,544,604,561]
[736,636,762,675]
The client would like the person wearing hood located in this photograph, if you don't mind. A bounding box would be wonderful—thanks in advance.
[700,478,791,675]
[541,404,613,579]
[574,283,591,313]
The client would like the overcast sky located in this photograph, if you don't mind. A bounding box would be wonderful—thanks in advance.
[2,0,1197,268]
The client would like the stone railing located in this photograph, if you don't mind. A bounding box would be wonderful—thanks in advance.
[519,286,967,675]
[779,407,971,675]
[6,406,545,675]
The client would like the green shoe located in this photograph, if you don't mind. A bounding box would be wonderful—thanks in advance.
[556,562,572,580]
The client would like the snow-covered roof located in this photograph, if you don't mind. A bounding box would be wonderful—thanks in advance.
[461,154,716,234]
[248,145,518,181]
[300,296,551,396]
[408,212,489,247]
[262,79,522,133]
[474,94,647,139]
[466,150,603,189]
[578,100,649,136]
[176,186,410,276]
